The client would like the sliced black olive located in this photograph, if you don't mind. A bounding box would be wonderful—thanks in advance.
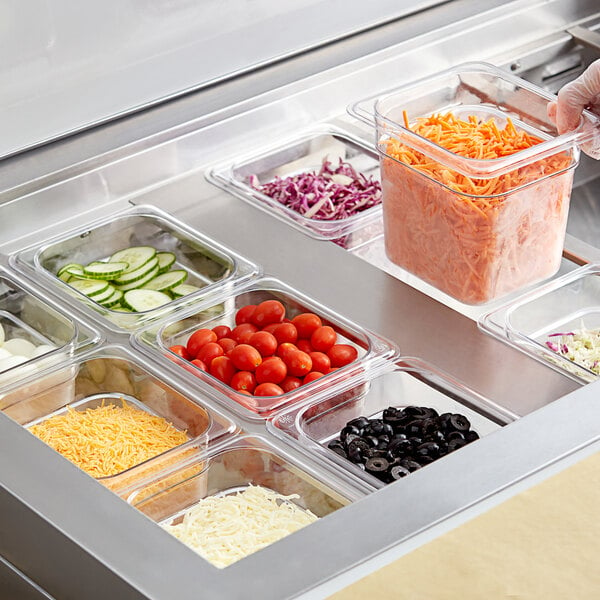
[365,457,390,474]
[438,412,453,429]
[348,448,364,463]
[465,430,480,443]
[329,445,347,458]
[429,430,446,443]
[418,455,435,465]
[447,438,467,452]
[449,414,471,432]
[400,458,422,472]
[404,406,429,419]
[348,416,370,431]
[417,442,440,458]
[343,433,361,447]
[389,465,410,480]
[340,424,360,441]
[446,430,465,442]
[388,438,412,457]
[420,417,438,436]
[365,435,380,448]
[347,438,370,455]
[381,423,394,437]
[328,439,344,450]
[378,434,391,445]
[405,421,423,435]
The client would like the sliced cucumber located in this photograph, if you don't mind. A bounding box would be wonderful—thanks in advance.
[122,289,172,312]
[68,279,110,297]
[57,263,83,277]
[156,252,176,274]
[110,246,156,274]
[141,269,187,293]
[112,306,133,313]
[114,264,159,292]
[170,283,202,298]
[113,256,159,285]
[99,289,123,308]
[83,261,129,279]
[90,284,117,304]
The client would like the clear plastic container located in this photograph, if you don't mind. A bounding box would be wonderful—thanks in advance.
[1,345,237,493]
[125,435,362,568]
[352,62,594,305]
[207,127,383,250]
[268,358,508,490]
[0,267,99,396]
[479,263,600,384]
[11,204,259,332]
[134,277,398,419]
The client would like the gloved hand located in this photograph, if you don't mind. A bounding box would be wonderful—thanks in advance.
[548,58,600,159]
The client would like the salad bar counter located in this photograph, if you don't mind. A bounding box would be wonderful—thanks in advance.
[2,1,600,599]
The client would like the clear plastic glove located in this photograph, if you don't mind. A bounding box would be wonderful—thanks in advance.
[547,58,600,159]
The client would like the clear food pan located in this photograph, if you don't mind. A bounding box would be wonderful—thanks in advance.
[207,127,383,250]
[1,345,238,494]
[11,204,259,332]
[134,277,398,419]
[479,263,600,384]
[0,267,99,395]
[268,358,509,490]
[352,62,599,305]
[124,434,363,569]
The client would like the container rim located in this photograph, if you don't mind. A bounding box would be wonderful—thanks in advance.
[370,61,599,179]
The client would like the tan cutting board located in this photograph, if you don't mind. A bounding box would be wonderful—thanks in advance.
[329,452,600,600]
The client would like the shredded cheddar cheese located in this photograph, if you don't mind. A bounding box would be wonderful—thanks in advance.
[163,485,318,568]
[29,401,188,478]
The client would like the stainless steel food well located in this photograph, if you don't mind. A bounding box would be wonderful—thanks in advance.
[2,1,600,599]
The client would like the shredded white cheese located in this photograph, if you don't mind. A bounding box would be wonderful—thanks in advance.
[162,484,318,568]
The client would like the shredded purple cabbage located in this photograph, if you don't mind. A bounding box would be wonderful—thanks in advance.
[248,158,381,221]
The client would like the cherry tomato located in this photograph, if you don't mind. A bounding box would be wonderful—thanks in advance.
[231,323,259,344]
[276,342,298,361]
[251,300,286,327]
[254,382,284,396]
[303,371,325,384]
[296,339,313,354]
[248,331,278,357]
[186,328,217,358]
[229,344,262,371]
[169,345,190,361]
[190,358,207,371]
[284,349,312,377]
[310,325,337,352]
[209,355,236,384]
[212,325,232,339]
[272,322,298,345]
[197,342,224,365]
[280,375,302,393]
[230,370,257,393]
[235,304,256,325]
[217,337,237,354]
[262,323,280,335]
[291,313,322,339]
[327,344,358,367]
[308,351,330,373]
[255,356,287,384]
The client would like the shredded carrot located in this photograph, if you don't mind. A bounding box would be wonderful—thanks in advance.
[381,112,575,303]
[29,400,188,479]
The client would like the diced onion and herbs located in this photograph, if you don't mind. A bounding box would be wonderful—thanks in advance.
[545,327,600,376]
[57,246,201,313]
[248,158,382,221]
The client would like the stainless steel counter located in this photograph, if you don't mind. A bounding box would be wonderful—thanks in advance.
[1,1,600,598]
